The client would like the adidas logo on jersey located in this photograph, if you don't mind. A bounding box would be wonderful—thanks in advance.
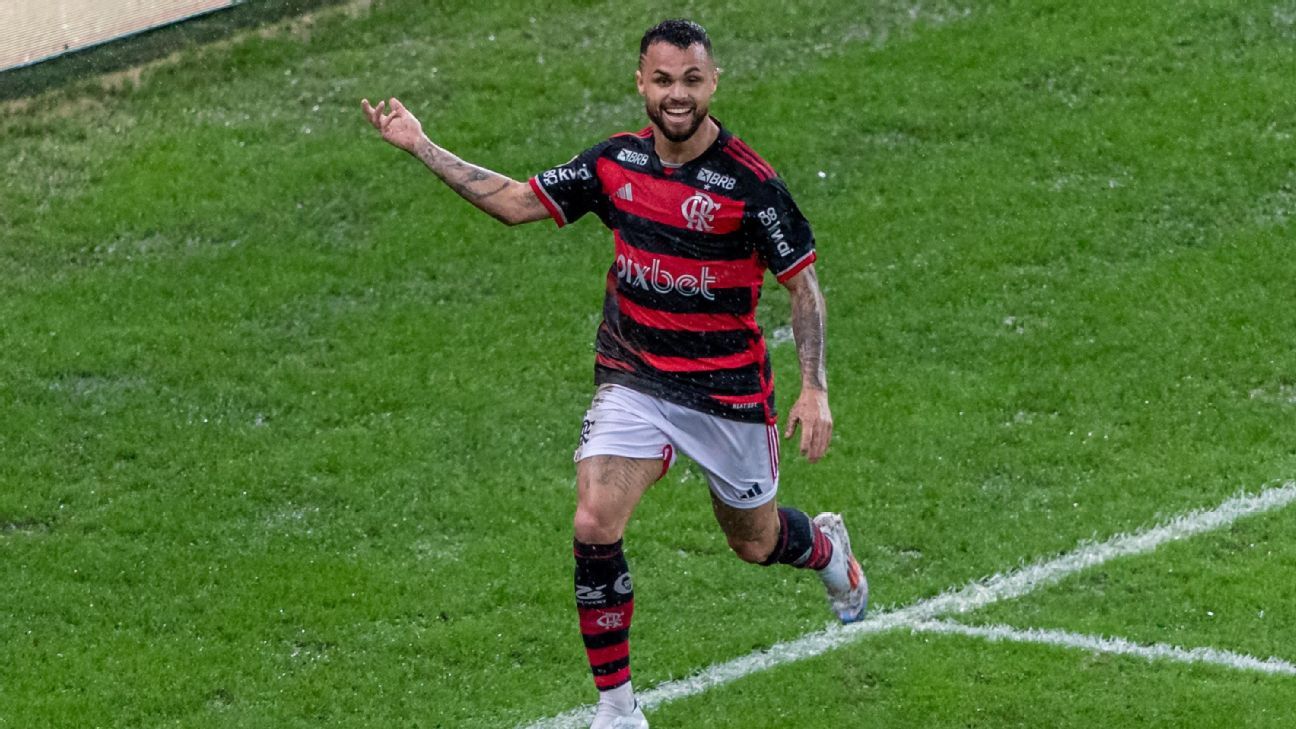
[615,183,633,201]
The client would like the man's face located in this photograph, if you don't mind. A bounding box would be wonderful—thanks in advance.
[636,41,718,144]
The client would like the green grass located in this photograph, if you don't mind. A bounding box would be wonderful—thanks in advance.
[651,627,1296,728]
[3,0,1296,726]
[973,505,1296,663]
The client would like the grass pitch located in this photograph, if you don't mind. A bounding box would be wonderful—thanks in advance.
[3,0,1296,726]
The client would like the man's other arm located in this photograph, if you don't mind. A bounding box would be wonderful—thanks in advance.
[361,97,549,226]
[781,264,833,462]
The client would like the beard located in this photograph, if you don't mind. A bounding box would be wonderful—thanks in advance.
[646,101,708,143]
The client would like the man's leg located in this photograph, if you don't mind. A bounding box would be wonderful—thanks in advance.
[574,454,661,544]
[573,455,661,727]
[711,493,867,622]
[709,494,830,568]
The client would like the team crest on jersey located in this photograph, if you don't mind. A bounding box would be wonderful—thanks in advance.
[681,191,720,232]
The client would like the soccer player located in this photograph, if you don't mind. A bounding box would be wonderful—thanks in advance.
[362,19,866,729]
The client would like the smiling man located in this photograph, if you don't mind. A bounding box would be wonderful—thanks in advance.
[362,19,866,729]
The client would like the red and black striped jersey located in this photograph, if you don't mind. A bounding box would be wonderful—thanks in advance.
[529,120,816,424]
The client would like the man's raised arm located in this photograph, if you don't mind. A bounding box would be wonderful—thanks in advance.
[361,97,550,226]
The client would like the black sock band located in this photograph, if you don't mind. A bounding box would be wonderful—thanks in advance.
[760,507,817,566]
[574,539,632,608]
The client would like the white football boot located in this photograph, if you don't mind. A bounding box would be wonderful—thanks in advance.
[813,512,869,623]
[590,699,648,729]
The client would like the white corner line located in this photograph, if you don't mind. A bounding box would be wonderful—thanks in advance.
[908,619,1296,676]
[521,480,1296,729]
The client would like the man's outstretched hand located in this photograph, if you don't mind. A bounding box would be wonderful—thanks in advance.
[784,387,833,463]
[361,97,425,154]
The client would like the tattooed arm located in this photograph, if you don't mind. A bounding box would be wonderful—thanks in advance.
[361,97,549,226]
[409,139,549,225]
[781,264,833,462]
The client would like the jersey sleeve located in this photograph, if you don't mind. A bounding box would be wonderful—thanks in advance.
[749,177,817,283]
[528,142,607,228]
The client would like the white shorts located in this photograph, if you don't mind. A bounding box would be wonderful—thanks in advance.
[574,384,780,509]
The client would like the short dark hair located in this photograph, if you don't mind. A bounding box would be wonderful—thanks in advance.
[640,19,712,59]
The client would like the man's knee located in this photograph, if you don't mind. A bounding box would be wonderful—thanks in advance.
[573,456,660,544]
[727,535,776,564]
[573,503,622,544]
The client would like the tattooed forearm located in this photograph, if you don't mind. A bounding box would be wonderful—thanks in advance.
[443,167,511,202]
[788,267,827,391]
[416,144,505,199]
[411,138,541,224]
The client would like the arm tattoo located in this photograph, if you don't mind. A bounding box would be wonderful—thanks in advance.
[414,141,524,222]
[789,268,828,390]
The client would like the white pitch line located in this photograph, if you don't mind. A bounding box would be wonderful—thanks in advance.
[522,481,1296,729]
[909,619,1296,676]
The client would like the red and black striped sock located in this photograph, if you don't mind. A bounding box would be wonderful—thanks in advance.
[574,539,634,692]
[760,506,833,570]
